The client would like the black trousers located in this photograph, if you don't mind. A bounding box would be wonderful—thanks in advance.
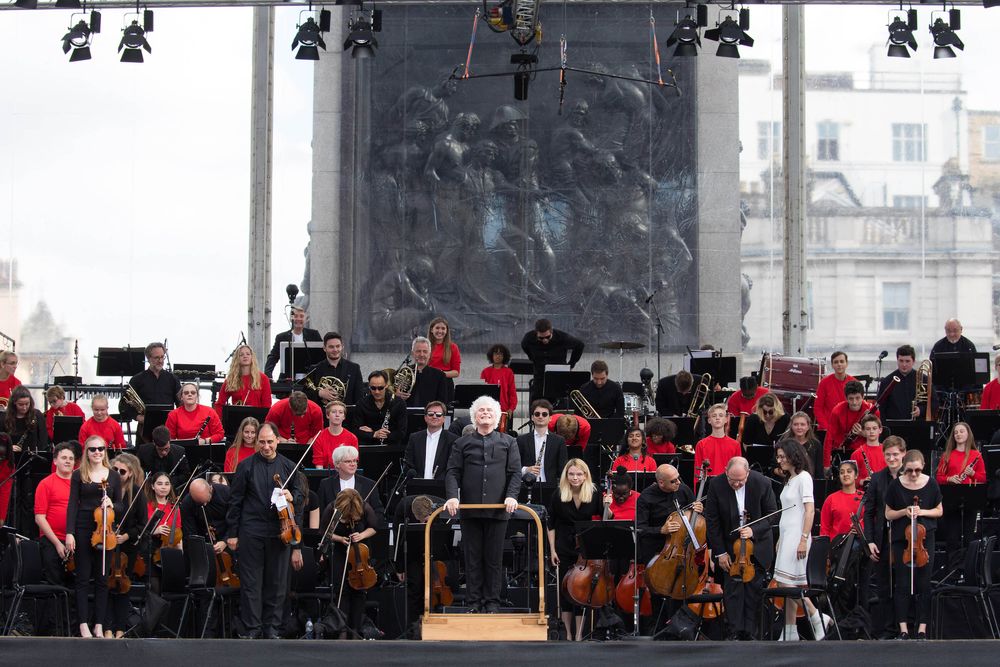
[461,517,506,607]
[38,539,68,635]
[330,555,368,636]
[237,534,290,636]
[405,559,425,622]
[719,564,766,637]
[891,536,935,628]
[869,540,896,635]
[73,542,109,628]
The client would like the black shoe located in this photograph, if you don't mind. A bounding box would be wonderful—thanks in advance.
[915,632,927,641]
[484,602,500,614]
[468,603,482,613]
[896,632,909,640]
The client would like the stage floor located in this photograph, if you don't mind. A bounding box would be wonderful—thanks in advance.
[2,638,997,665]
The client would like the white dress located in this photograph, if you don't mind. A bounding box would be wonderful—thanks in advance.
[773,470,814,586]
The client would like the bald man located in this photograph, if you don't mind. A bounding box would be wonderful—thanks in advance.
[179,477,231,555]
[635,465,699,566]
[930,318,977,360]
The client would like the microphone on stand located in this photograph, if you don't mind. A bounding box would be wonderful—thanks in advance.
[522,471,537,504]
[877,350,888,361]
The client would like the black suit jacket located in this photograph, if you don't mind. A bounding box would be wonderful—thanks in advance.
[317,473,385,521]
[406,366,450,408]
[136,442,191,490]
[302,357,364,406]
[446,430,521,520]
[655,375,694,416]
[404,429,458,480]
[862,467,898,548]
[515,431,568,484]
[264,327,322,379]
[704,470,778,570]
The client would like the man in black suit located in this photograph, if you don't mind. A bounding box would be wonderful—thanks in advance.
[704,456,778,639]
[302,332,364,407]
[655,370,695,416]
[263,305,322,380]
[136,425,191,489]
[444,396,521,613]
[404,401,457,480]
[317,445,385,520]
[516,399,567,483]
[397,337,449,408]
[862,436,905,638]
[520,318,585,402]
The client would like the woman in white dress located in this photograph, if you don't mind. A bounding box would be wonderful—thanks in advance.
[773,439,829,640]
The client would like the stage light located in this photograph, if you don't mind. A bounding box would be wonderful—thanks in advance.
[704,8,754,59]
[666,4,707,58]
[984,1,1000,8]
[292,10,331,60]
[61,11,100,62]
[930,8,963,59]
[118,10,153,63]
[344,9,381,59]
[886,8,918,58]
[14,0,38,9]
[55,0,83,8]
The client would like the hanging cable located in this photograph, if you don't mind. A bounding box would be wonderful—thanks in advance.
[463,7,481,78]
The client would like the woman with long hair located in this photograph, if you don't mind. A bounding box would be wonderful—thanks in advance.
[546,459,606,641]
[741,393,790,447]
[144,471,182,557]
[225,417,259,473]
[0,350,21,406]
[105,453,146,638]
[427,316,461,403]
[935,422,985,564]
[1,385,47,526]
[214,344,273,415]
[321,487,378,638]
[612,427,657,472]
[781,411,823,480]
[65,435,123,637]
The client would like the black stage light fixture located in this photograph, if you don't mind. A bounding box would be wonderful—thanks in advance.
[666,4,708,58]
[704,8,754,58]
[118,10,153,63]
[55,0,83,8]
[984,1,1000,8]
[61,11,101,62]
[930,8,963,59]
[292,10,331,60]
[343,9,380,59]
[14,0,38,8]
[887,8,918,58]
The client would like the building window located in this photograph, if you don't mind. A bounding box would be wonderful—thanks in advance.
[983,125,1000,161]
[892,195,926,209]
[883,282,910,331]
[757,121,781,160]
[892,123,926,162]
[817,121,839,161]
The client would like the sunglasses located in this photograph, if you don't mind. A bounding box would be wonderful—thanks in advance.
[426,411,444,418]
[88,446,106,453]
[369,385,386,391]
[113,467,128,475]
[904,467,923,475]
[532,411,549,417]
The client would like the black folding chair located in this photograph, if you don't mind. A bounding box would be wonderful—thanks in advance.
[157,547,192,637]
[933,536,997,639]
[760,535,841,640]
[2,535,72,636]
[290,546,332,622]
[186,535,240,638]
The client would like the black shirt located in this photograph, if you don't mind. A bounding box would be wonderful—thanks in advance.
[66,468,124,536]
[929,335,976,360]
[445,430,522,520]
[319,501,379,560]
[180,482,231,543]
[302,358,364,406]
[635,482,695,562]
[264,327,323,379]
[655,375,693,416]
[348,394,408,446]
[136,443,191,490]
[520,329,585,376]
[226,451,306,539]
[406,366,450,408]
[886,477,943,543]
[877,369,918,421]
[546,490,603,559]
[579,380,625,419]
[1,410,48,451]
[862,466,900,547]
[121,369,181,420]
[741,414,790,447]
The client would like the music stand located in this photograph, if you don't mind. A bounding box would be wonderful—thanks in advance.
[509,358,534,376]
[884,420,934,459]
[941,485,988,555]
[52,415,83,444]
[453,383,500,410]
[963,410,1000,446]
[671,416,698,447]
[141,405,172,441]
[543,370,590,404]
[932,352,980,389]
[575,520,635,562]
[652,453,682,469]
[280,341,325,380]
[408,479,446,498]
[221,405,270,441]
[589,418,627,446]
[689,355,738,387]
[96,347,145,377]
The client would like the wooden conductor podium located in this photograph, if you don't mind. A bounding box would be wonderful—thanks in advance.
[421,503,548,641]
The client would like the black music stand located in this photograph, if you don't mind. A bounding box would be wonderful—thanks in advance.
[962,410,1000,445]
[940,484,988,580]
[543,370,590,405]
[575,520,635,564]
[671,416,698,447]
[52,415,83,444]
[280,341,325,379]
[509,359,534,376]
[96,347,145,378]
[141,405,172,441]
[517,481,557,506]
[221,405,270,441]
[406,408,431,437]
[177,443,225,469]
[689,355,738,387]
[453,383,500,410]
[745,444,776,476]
[408,479,446,498]
[884,420,934,459]
[652,453,681,469]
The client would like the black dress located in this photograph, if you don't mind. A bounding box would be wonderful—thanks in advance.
[886,477,942,627]
[321,502,379,636]
[546,488,603,613]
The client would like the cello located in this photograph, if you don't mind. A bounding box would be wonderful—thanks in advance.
[562,491,615,608]
[645,460,710,600]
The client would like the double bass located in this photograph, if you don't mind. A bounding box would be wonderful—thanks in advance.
[645,460,710,600]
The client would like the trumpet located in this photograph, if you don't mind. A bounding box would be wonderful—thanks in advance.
[570,389,600,419]
[121,384,146,416]
[385,354,416,397]
[687,373,712,431]
[914,360,932,422]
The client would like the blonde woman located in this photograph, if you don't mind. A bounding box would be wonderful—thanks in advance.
[214,344,273,414]
[106,452,146,638]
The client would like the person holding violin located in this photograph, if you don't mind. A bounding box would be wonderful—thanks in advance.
[612,427,657,473]
[226,421,306,640]
[320,487,379,638]
[225,417,260,473]
[65,435,124,638]
[884,449,943,640]
[33,442,77,635]
[936,422,986,567]
[546,458,605,640]
[704,456,777,640]
[862,435,906,639]
[772,439,829,640]
[214,344,273,416]
[145,471,183,558]
[106,453,146,638]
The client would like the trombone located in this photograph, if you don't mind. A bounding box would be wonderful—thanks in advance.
[687,373,712,432]
[914,360,932,422]
[570,389,600,419]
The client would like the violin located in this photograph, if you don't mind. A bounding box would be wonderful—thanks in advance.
[151,503,182,565]
[430,560,454,608]
[728,510,755,583]
[346,525,378,591]
[205,510,240,589]
[107,552,131,594]
[646,460,710,600]
[273,473,302,546]
[903,494,928,595]
[90,480,118,551]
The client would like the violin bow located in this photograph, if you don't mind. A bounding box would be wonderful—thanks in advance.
[729,505,797,533]
[318,463,391,553]
[275,431,322,494]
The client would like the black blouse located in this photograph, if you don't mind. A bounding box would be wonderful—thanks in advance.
[546,489,603,559]
[320,501,379,559]
[742,414,790,447]
[66,468,123,537]
[886,477,943,543]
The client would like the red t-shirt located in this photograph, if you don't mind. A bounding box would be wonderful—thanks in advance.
[609,490,640,522]
[224,444,256,473]
[429,342,461,374]
[0,374,22,402]
[820,489,862,538]
[646,437,676,455]
[612,454,657,472]
[165,405,225,442]
[814,373,855,431]
[981,379,1000,410]
[265,398,324,443]
[726,387,769,417]
[214,373,273,416]
[480,366,517,413]
[312,428,359,468]
[548,414,591,447]
[45,402,85,439]
[147,501,182,531]
[34,473,72,541]
[850,443,886,482]
[936,449,987,485]
[79,416,127,449]
[823,400,877,467]
[694,435,742,477]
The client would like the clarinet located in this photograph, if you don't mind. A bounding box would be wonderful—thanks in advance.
[957,452,981,484]
[290,422,296,444]
[378,408,391,446]
[859,444,874,481]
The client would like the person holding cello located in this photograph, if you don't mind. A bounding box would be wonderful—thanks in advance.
[704,456,777,640]
[546,458,606,641]
[884,450,943,640]
[320,487,379,638]
[65,435,124,638]
[226,421,306,639]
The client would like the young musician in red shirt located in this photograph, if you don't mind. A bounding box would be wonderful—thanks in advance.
[936,421,986,564]
[814,351,854,431]
[849,414,887,484]
[549,413,591,448]
[225,417,259,473]
[312,400,359,468]
[979,355,1000,410]
[606,467,639,521]
[78,394,127,449]
[612,427,657,472]
[695,404,742,477]
[34,442,76,582]
[165,383,225,443]
[214,344,273,416]
[823,380,877,471]
[644,418,677,455]
[726,376,768,418]
[264,390,323,443]
[44,385,84,440]
[480,343,517,416]
[145,472,182,558]
[820,460,863,538]
[0,350,21,406]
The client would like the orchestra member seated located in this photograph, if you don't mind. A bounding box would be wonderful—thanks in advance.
[214,344,273,415]
[613,427,657,472]
[780,412,823,483]
[930,318,977,359]
[578,360,624,419]
[935,421,985,566]
[313,401,359,469]
[136,425,191,489]
[318,445,385,518]
[644,418,677,455]
[404,401,458,480]
[349,371,407,447]
[264,390,323,443]
[179,478,231,579]
[263,304,322,381]
[44,385,84,440]
[119,342,181,435]
[320,488,379,638]
[2,386,48,530]
[166,382,225,444]
[876,345,920,421]
[655,370,695,417]
[823,380,877,471]
[480,343,517,418]
[606,467,639,521]
[145,472,182,558]
[396,337,449,408]
[302,332,363,407]
[0,350,22,405]
[694,403,742,477]
[981,354,1000,410]
[428,317,461,405]
[549,413,591,448]
[517,400,568,483]
[225,417,259,473]
[814,351,854,431]
[740,393,790,447]
[850,414,887,485]
[820,461,862,539]
[78,394,127,450]
[726,376,768,419]
[521,318,585,403]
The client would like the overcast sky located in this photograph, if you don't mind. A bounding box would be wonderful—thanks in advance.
[1,4,998,380]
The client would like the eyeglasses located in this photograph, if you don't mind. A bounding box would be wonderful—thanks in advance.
[904,467,923,475]
[369,385,386,391]
[341,459,359,465]
[532,411,549,417]
[663,476,680,484]
[88,446,106,453]
[426,411,444,418]
[726,475,748,486]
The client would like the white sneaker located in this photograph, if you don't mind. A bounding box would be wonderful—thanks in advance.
[809,612,830,640]
[778,625,800,641]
